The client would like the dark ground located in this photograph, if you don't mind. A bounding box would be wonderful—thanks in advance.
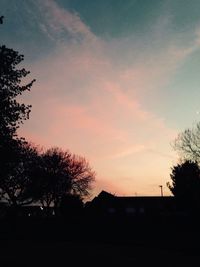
[0,215,200,266]
[1,238,200,267]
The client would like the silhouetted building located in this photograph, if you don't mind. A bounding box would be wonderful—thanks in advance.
[86,190,176,217]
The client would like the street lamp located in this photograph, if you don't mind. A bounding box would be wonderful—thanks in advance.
[159,185,163,197]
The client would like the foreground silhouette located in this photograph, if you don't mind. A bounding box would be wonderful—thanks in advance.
[1,191,200,267]
[0,17,95,214]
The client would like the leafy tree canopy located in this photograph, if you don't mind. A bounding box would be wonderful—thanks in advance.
[0,141,39,206]
[0,17,36,207]
[167,160,200,210]
[29,147,95,210]
[0,45,35,138]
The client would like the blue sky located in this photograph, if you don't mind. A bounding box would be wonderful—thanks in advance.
[1,0,200,197]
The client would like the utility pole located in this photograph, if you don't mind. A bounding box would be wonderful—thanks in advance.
[159,185,163,197]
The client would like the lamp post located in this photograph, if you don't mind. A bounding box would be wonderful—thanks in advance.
[159,185,163,197]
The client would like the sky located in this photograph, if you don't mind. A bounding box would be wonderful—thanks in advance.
[1,0,200,198]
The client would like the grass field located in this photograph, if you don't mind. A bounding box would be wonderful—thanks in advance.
[1,216,200,266]
[1,237,199,267]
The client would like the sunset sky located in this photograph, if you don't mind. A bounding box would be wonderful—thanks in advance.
[1,0,200,198]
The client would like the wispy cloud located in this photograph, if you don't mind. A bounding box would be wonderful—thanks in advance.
[19,0,200,196]
[37,0,96,43]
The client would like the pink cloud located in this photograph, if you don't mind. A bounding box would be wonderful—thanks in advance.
[19,2,198,196]
[38,0,96,42]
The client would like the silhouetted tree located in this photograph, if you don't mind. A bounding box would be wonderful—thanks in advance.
[173,122,200,163]
[0,45,35,138]
[167,160,200,211]
[69,154,95,198]
[0,16,4,24]
[31,147,95,214]
[0,141,39,207]
[0,17,36,209]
